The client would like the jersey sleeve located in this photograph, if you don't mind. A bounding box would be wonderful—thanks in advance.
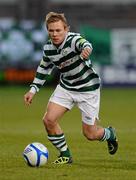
[75,35,93,52]
[30,51,55,93]
[73,35,93,68]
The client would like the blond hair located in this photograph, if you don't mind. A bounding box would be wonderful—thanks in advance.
[45,12,69,29]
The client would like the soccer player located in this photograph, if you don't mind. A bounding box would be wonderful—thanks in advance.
[24,12,118,164]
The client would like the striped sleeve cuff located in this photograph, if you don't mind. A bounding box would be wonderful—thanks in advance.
[29,85,39,94]
[82,43,93,50]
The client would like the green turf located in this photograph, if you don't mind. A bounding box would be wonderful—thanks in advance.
[0,86,136,180]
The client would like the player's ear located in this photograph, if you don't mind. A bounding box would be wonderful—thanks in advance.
[67,26,70,31]
[65,25,70,32]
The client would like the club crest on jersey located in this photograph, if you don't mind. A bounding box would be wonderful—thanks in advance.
[61,47,71,56]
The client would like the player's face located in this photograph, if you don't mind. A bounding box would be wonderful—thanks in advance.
[47,20,68,45]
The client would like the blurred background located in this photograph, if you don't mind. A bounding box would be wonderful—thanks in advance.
[0,0,136,87]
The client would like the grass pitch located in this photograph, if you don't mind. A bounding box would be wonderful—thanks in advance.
[0,86,136,180]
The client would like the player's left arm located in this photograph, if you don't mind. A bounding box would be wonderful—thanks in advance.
[80,47,92,60]
[75,36,93,60]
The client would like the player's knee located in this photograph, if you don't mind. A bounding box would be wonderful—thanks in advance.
[83,129,96,141]
[43,114,56,129]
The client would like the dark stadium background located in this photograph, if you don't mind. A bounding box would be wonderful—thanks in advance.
[0,0,136,86]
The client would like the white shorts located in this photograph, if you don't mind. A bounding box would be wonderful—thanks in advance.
[49,85,100,125]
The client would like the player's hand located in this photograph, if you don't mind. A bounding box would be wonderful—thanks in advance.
[80,47,92,60]
[24,92,35,106]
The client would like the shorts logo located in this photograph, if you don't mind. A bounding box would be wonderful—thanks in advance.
[85,116,91,120]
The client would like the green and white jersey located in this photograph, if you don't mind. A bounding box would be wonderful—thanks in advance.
[31,32,100,92]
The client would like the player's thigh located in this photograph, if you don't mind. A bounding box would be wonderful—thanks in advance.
[49,84,74,110]
[44,102,68,122]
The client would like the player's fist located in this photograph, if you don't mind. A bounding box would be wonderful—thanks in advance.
[80,47,92,60]
[24,92,35,106]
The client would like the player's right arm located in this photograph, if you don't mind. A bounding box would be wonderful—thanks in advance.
[24,91,35,106]
[30,53,54,94]
[24,47,54,105]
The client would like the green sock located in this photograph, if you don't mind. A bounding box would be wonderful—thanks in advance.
[47,133,71,157]
[100,128,111,141]
[61,148,71,157]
